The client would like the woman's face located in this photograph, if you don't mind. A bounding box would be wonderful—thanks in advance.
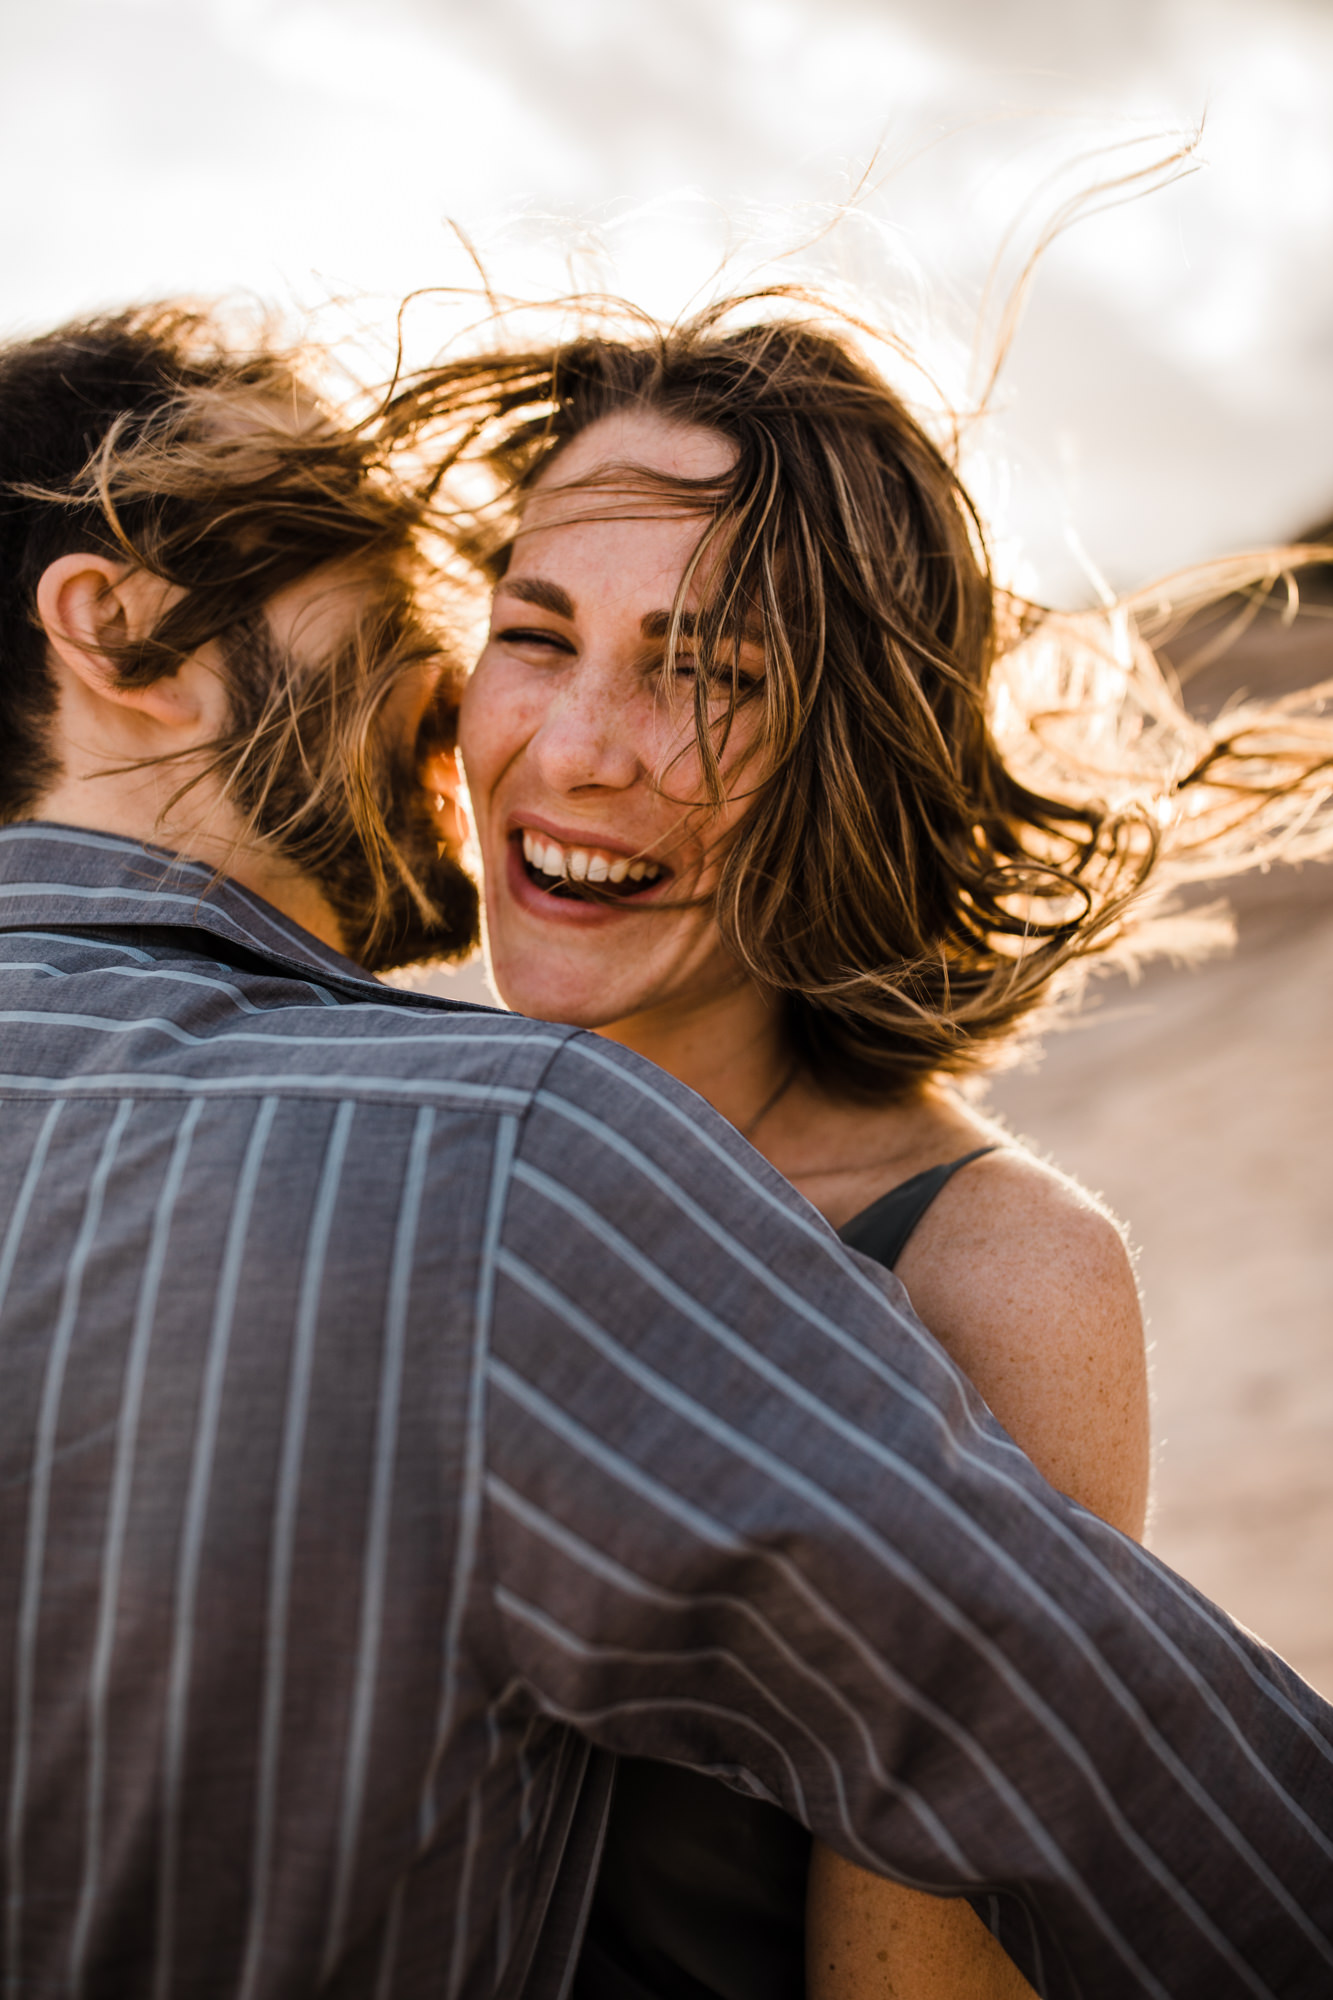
[459,410,767,1029]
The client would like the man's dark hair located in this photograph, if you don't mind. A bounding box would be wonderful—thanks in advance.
[0,304,478,967]
[1,307,353,813]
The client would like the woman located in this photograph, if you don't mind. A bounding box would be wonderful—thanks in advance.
[396,300,1333,1998]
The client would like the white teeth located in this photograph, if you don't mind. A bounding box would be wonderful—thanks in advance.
[521,830,662,887]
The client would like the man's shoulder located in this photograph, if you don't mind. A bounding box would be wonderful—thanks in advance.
[0,923,580,1115]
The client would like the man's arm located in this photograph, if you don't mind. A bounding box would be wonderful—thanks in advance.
[482,1034,1333,2000]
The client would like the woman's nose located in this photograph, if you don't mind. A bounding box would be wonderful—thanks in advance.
[530,663,643,794]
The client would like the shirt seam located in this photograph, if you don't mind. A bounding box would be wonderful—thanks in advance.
[0,1082,541,1112]
[472,1032,599,1704]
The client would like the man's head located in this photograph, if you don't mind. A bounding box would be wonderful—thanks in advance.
[0,304,478,969]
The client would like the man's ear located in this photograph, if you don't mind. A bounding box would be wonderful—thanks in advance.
[35,554,207,731]
[422,744,469,853]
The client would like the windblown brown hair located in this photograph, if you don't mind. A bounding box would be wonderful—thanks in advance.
[0,304,460,960]
[387,292,1333,1097]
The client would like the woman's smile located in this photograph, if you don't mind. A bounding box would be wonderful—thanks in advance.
[458,409,763,1031]
[503,816,673,922]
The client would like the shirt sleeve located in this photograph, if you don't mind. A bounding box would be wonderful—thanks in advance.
[481,1032,1333,2000]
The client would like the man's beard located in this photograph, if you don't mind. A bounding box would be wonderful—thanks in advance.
[221,613,480,975]
[319,728,480,975]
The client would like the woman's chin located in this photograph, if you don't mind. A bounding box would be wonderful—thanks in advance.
[485,955,627,1031]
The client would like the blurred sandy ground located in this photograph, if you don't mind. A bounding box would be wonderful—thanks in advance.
[990,863,1333,1698]
[985,609,1333,1698]
[437,610,1333,1695]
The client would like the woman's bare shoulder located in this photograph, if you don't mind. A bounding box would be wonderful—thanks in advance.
[893,1133,1149,1536]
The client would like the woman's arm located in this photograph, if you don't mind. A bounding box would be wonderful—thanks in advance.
[490,1042,1328,1994]
[808,1150,1149,1998]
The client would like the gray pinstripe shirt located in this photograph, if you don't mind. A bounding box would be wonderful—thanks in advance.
[0,822,1330,2000]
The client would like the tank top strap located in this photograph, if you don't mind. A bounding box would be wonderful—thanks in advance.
[836,1145,999,1271]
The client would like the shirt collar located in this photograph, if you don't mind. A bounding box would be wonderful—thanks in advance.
[0,821,397,996]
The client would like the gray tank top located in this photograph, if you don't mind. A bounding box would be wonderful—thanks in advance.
[836,1145,999,1266]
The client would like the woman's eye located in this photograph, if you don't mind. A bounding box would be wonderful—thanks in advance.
[494,624,574,656]
[668,656,761,694]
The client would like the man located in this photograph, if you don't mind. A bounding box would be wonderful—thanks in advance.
[0,305,1328,2000]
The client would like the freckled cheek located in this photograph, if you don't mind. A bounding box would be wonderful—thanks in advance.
[458,675,545,829]
[657,704,760,812]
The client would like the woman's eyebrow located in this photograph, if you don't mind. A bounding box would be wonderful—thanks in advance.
[498,583,762,647]
[498,576,575,618]
[640,609,692,640]
[640,609,765,644]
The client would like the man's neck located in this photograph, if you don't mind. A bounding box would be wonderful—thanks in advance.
[30,782,350,957]
[216,846,349,954]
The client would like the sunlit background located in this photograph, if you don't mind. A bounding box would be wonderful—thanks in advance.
[3,0,1331,1686]
[4,0,1333,597]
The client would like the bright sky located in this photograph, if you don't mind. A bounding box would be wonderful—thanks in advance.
[2,0,1332,600]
